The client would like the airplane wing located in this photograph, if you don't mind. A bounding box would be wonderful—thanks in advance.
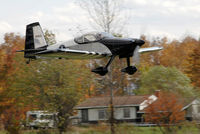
[34,48,112,59]
[138,47,163,54]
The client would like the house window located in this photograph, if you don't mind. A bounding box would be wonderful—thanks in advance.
[81,109,88,122]
[123,108,130,118]
[98,109,106,119]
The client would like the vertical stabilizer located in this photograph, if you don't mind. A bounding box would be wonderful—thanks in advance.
[25,22,47,58]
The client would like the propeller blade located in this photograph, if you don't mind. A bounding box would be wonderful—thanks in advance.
[132,45,140,65]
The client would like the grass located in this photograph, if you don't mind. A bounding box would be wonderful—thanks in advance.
[1,123,200,134]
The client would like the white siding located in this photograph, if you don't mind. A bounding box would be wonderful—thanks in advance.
[191,100,200,120]
[85,107,137,121]
[115,107,136,120]
[88,109,106,121]
[184,99,200,121]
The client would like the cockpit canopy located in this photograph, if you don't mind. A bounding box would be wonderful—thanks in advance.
[74,32,114,44]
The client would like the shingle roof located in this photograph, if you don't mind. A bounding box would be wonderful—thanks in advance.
[137,97,197,113]
[180,97,197,107]
[76,95,150,109]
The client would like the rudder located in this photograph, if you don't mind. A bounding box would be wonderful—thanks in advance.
[25,22,47,58]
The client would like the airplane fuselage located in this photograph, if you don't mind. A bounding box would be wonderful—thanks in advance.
[20,22,161,76]
[38,37,144,60]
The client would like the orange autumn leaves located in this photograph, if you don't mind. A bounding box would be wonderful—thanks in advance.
[0,33,26,132]
[140,35,200,89]
[145,91,185,125]
[185,44,200,88]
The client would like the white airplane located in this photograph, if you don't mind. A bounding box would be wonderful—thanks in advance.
[18,22,162,76]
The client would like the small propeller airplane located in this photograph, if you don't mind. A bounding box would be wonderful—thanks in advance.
[17,22,162,76]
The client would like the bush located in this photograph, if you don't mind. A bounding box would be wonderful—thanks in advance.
[7,125,21,134]
[36,130,50,134]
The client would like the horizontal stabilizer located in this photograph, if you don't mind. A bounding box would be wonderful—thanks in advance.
[16,50,25,52]
[138,47,163,54]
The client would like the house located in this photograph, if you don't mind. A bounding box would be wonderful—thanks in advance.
[182,98,200,121]
[137,92,200,123]
[75,94,157,123]
[75,91,200,124]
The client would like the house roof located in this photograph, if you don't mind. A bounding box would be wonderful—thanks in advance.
[137,97,197,113]
[181,97,199,110]
[76,95,151,109]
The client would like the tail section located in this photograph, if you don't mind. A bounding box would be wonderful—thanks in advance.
[24,22,47,58]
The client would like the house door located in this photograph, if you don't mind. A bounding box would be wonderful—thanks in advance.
[81,109,88,122]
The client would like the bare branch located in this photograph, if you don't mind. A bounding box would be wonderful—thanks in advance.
[77,0,127,34]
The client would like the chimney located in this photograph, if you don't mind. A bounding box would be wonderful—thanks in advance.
[155,90,160,97]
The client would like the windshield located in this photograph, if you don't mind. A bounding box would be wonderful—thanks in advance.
[100,32,114,38]
[74,32,114,44]
[29,114,37,121]
[40,114,53,120]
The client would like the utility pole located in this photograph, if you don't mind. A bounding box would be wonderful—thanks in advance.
[109,69,115,134]
[110,86,115,134]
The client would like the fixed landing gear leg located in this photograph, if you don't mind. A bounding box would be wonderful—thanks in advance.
[92,55,116,76]
[121,57,137,75]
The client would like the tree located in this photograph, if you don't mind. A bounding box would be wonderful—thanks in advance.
[0,31,95,133]
[0,33,24,88]
[78,0,126,34]
[139,35,198,72]
[139,35,164,67]
[1,105,29,134]
[159,36,198,71]
[145,91,185,134]
[137,66,193,97]
[10,57,95,133]
[44,29,56,45]
[0,33,25,134]
[185,43,200,88]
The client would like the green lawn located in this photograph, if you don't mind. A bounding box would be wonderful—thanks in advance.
[1,124,200,134]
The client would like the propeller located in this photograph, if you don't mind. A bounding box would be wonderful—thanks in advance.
[132,45,140,66]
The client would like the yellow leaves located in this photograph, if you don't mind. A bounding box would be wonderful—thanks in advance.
[0,98,14,107]
[0,86,3,93]
[84,84,95,98]
[90,84,94,92]
[140,35,199,73]
[185,44,200,88]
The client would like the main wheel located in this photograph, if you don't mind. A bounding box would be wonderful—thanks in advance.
[121,66,137,75]
[91,67,108,76]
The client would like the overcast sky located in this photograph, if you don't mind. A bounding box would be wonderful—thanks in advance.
[0,0,200,43]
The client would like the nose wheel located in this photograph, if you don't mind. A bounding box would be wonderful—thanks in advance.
[121,57,137,75]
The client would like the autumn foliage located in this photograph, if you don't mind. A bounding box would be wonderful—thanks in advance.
[145,91,185,132]
[0,33,26,134]
[0,33,24,110]
[140,35,198,71]
[185,43,200,88]
[0,31,199,133]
